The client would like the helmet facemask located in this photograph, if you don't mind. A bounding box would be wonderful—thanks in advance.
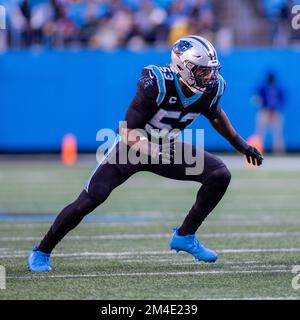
[184,61,220,93]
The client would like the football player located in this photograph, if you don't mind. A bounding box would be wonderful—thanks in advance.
[28,35,263,271]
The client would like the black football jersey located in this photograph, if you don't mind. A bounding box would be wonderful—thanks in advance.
[125,64,226,140]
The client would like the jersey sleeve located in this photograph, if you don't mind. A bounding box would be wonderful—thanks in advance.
[202,75,226,120]
[124,67,160,129]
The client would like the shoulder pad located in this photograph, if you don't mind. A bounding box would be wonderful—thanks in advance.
[144,65,174,106]
[209,75,226,107]
[217,74,226,97]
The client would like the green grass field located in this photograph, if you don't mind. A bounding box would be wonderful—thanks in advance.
[0,155,300,300]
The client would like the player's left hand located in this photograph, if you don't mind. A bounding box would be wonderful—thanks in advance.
[245,146,263,166]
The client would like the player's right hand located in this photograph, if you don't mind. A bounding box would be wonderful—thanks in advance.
[150,140,176,164]
[158,140,176,164]
[245,146,263,166]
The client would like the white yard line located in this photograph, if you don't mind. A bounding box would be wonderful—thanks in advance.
[206,297,300,300]
[1,248,300,259]
[1,220,300,229]
[69,258,294,269]
[0,223,51,229]
[72,257,262,264]
[221,155,300,171]
[219,248,300,253]
[0,234,170,241]
[7,269,293,280]
[1,231,300,242]
[1,216,300,228]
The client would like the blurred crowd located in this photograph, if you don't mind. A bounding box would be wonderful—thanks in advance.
[261,0,300,46]
[1,0,217,50]
[0,0,299,50]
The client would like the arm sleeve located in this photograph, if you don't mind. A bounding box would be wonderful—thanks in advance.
[202,98,222,120]
[124,68,159,129]
[202,77,226,121]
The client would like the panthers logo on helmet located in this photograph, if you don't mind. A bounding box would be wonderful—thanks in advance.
[173,40,193,56]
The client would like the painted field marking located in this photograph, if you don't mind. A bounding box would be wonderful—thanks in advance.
[7,269,293,281]
[1,231,300,242]
[1,248,300,259]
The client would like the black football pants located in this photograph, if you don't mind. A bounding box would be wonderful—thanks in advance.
[39,141,231,253]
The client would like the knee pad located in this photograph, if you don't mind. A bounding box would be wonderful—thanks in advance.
[205,166,231,188]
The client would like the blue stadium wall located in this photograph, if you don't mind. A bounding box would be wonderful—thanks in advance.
[0,48,299,152]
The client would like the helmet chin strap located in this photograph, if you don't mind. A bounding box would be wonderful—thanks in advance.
[173,66,206,95]
[179,77,206,94]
